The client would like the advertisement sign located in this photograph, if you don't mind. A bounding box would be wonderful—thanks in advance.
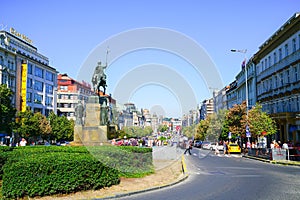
[21,62,27,112]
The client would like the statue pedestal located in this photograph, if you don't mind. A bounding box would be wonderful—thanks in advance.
[71,95,109,146]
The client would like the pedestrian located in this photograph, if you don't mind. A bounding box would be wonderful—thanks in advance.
[184,140,192,155]
[19,138,27,146]
[215,142,219,155]
[223,141,227,155]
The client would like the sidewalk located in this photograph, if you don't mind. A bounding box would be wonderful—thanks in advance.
[243,154,300,167]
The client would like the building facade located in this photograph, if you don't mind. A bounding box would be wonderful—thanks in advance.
[253,13,300,143]
[57,74,93,120]
[0,28,57,116]
[235,59,257,109]
[199,98,214,120]
[226,80,237,109]
[213,87,227,113]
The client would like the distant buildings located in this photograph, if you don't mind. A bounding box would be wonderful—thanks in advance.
[199,98,214,120]
[57,73,93,120]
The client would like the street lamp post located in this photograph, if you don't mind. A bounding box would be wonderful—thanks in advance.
[231,49,248,116]
[231,49,249,147]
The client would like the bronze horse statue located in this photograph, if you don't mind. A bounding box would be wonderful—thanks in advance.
[92,61,107,95]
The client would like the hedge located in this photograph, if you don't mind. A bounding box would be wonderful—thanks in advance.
[0,146,14,179]
[1,145,154,198]
[87,146,154,177]
[2,152,120,198]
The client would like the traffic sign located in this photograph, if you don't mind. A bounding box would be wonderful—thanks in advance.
[246,130,251,138]
[228,132,232,139]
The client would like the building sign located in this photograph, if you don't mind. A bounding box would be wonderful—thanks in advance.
[10,28,33,44]
[21,62,27,112]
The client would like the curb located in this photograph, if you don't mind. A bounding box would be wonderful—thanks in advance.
[243,155,300,167]
[94,157,189,200]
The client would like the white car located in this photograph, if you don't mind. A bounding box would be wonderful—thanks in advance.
[201,141,211,150]
[210,142,224,151]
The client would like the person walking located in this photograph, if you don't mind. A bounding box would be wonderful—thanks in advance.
[223,141,227,155]
[184,140,192,155]
[215,142,220,155]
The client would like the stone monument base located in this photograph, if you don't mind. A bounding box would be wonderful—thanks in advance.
[71,125,108,146]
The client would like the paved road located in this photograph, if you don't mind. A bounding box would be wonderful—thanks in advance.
[119,147,300,200]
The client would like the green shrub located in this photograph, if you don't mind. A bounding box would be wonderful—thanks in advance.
[2,152,119,198]
[1,145,154,198]
[0,146,14,179]
[88,146,154,177]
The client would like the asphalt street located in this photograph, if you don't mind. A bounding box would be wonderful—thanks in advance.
[118,147,300,200]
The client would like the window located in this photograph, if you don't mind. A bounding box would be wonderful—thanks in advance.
[46,84,53,94]
[46,71,54,81]
[275,76,278,88]
[273,52,277,64]
[287,70,290,84]
[27,78,33,88]
[60,86,68,91]
[292,38,296,53]
[268,56,271,67]
[34,66,44,78]
[45,96,53,106]
[280,73,284,86]
[27,63,33,74]
[294,66,298,82]
[34,93,43,104]
[26,92,32,102]
[299,34,300,50]
[264,58,267,69]
[279,48,282,60]
[34,107,42,113]
[34,80,43,92]
[297,96,300,112]
[285,44,289,57]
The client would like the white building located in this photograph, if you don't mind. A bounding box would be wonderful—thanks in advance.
[0,28,57,115]
[253,13,300,143]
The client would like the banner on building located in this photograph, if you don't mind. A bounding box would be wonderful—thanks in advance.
[21,62,27,112]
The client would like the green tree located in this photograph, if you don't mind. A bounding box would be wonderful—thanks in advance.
[14,108,35,139]
[195,118,210,141]
[158,124,168,132]
[206,109,227,141]
[49,112,74,141]
[226,101,247,138]
[33,112,52,140]
[0,84,16,134]
[246,103,277,138]
[182,123,197,139]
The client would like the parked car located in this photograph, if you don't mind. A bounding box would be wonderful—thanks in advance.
[228,143,241,153]
[193,140,203,148]
[202,141,211,150]
[210,142,224,151]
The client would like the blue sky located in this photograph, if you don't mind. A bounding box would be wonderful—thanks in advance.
[1,0,299,117]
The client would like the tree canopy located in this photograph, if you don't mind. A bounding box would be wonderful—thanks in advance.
[0,84,16,134]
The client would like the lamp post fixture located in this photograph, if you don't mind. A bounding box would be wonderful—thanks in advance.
[231,49,249,146]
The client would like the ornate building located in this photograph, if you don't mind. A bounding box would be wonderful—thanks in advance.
[253,13,300,143]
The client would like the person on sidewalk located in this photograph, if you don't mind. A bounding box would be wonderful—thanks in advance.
[184,140,192,155]
[215,142,220,155]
